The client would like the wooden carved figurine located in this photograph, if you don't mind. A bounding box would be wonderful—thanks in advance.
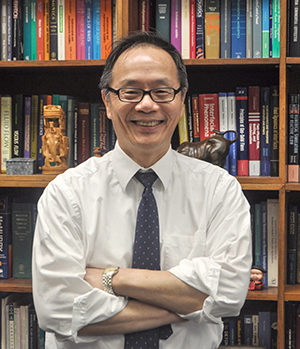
[42,105,69,174]
[177,130,238,167]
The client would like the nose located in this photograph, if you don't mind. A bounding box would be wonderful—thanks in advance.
[135,93,159,112]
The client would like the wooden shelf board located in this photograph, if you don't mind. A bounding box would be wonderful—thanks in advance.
[0,59,106,68]
[287,57,300,65]
[0,279,32,293]
[246,287,278,301]
[184,58,280,66]
[285,183,300,191]
[285,285,300,301]
[0,174,56,187]
[237,177,283,190]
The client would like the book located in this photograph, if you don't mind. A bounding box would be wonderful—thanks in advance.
[246,0,253,58]
[286,302,297,349]
[23,96,32,159]
[270,86,279,176]
[66,96,76,167]
[297,210,300,284]
[85,0,93,59]
[12,94,24,158]
[1,0,8,61]
[272,0,280,58]
[77,102,91,163]
[228,92,238,176]
[99,103,110,155]
[1,96,12,173]
[289,0,300,56]
[195,0,205,59]
[44,0,50,60]
[236,87,249,176]
[287,204,298,284]
[65,0,77,60]
[205,0,220,58]
[220,0,231,58]
[218,92,229,170]
[57,0,65,60]
[186,95,194,142]
[90,103,100,156]
[269,0,273,57]
[267,198,279,287]
[156,0,170,42]
[170,0,181,53]
[101,0,112,59]
[262,0,270,57]
[30,95,39,161]
[7,0,12,61]
[258,311,272,348]
[178,103,189,144]
[37,95,46,172]
[49,0,58,60]
[23,0,31,60]
[76,0,85,59]
[287,93,300,182]
[190,0,196,58]
[191,94,200,142]
[248,85,260,176]
[198,93,219,140]
[260,200,268,286]
[181,0,190,59]
[37,0,44,60]
[30,0,37,60]
[254,202,262,266]
[231,0,246,58]
[0,196,11,279]
[260,86,271,176]
[12,202,37,278]
[252,0,262,58]
[12,0,24,60]
[92,0,101,59]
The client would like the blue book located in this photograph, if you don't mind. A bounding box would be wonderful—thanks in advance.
[0,196,11,279]
[195,0,205,59]
[258,311,272,348]
[231,0,246,58]
[254,203,262,266]
[85,0,93,59]
[23,0,31,60]
[236,87,249,176]
[262,0,270,57]
[220,0,231,58]
[92,0,101,59]
[260,87,271,176]
[243,314,253,345]
[260,200,268,287]
[228,92,237,176]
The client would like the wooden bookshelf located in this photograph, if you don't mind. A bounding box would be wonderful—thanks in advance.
[247,288,278,301]
[0,279,32,293]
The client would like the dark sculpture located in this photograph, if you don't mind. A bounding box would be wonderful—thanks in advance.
[177,130,238,167]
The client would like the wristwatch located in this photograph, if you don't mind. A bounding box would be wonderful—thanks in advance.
[102,266,120,295]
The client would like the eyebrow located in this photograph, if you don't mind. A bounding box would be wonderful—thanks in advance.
[117,78,175,87]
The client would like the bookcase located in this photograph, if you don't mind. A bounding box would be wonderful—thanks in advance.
[0,0,296,347]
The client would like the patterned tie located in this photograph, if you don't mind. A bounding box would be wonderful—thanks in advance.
[124,170,172,349]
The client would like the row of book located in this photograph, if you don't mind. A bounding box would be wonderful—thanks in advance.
[145,0,281,59]
[286,302,300,349]
[179,86,280,177]
[288,93,300,183]
[250,198,279,288]
[0,94,116,173]
[287,203,300,285]
[0,293,44,349]
[221,310,277,348]
[0,0,117,62]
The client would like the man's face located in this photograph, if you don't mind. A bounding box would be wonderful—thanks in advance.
[102,45,186,162]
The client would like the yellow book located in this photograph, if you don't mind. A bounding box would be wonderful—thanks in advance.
[0,96,12,173]
[178,104,189,144]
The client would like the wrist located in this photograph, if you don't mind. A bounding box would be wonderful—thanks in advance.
[102,266,120,296]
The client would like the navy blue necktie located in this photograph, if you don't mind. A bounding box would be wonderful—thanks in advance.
[124,170,172,349]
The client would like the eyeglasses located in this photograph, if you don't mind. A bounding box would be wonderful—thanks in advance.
[107,86,182,103]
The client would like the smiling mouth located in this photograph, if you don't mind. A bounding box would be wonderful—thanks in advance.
[133,120,163,127]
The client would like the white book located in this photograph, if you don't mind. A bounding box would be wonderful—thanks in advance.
[181,0,190,59]
[1,96,12,173]
[246,0,253,57]
[218,92,228,132]
[267,198,279,287]
[227,93,236,131]
[57,0,65,60]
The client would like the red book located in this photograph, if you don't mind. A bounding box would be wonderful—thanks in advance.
[76,0,85,60]
[248,86,260,176]
[37,0,44,60]
[101,0,113,59]
[198,93,219,140]
[190,0,196,59]
[139,0,154,31]
[192,94,200,141]
[77,102,91,164]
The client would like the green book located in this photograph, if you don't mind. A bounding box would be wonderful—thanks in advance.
[30,0,37,60]
[272,0,280,58]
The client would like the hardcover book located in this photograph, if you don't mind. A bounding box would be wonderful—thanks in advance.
[65,0,76,60]
[270,86,279,176]
[195,0,204,59]
[199,93,219,140]
[246,0,253,57]
[272,0,280,58]
[192,94,200,142]
[49,0,58,60]
[12,94,24,158]
[228,92,238,176]
[170,0,181,53]
[205,0,220,58]
[181,0,190,59]
[156,0,170,42]
[260,86,271,176]
[76,0,85,60]
[57,0,65,60]
[44,0,50,60]
[248,86,260,176]
[0,196,11,279]
[1,96,12,173]
[190,0,196,59]
[37,0,44,60]
[77,102,91,163]
[231,0,246,58]
[178,103,189,144]
[253,0,262,58]
[289,0,300,56]
[85,0,93,59]
[23,96,32,159]
[262,0,270,57]
[287,204,298,284]
[30,95,39,161]
[220,0,231,58]
[30,0,37,60]
[267,198,279,287]
[101,0,112,59]
[12,0,24,60]
[23,0,31,60]
[92,0,101,59]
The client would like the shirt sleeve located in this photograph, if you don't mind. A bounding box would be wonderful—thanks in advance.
[32,176,127,344]
[169,173,252,323]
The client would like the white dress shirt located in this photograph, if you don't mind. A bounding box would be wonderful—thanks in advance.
[32,142,252,349]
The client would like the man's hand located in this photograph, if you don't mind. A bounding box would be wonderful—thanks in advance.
[84,267,104,290]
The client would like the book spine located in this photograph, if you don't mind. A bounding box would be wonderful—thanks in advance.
[1,96,12,173]
[236,86,249,176]
[44,0,50,60]
[0,196,11,279]
[186,95,194,142]
[260,200,268,286]
[219,92,229,171]
[192,94,200,142]
[246,0,253,57]
[7,0,12,61]
[77,102,91,163]
[66,97,75,167]
[85,0,93,59]
[205,0,220,58]
[92,0,101,59]
[248,85,261,176]
[269,0,273,56]
[178,103,189,144]
[1,0,8,61]
[65,0,76,60]
[253,0,262,58]
[171,0,181,53]
[231,0,246,58]
[30,95,39,161]
[12,0,23,60]
[289,0,300,56]
[23,0,31,60]
[90,103,100,156]
[57,0,65,60]
[228,92,238,176]
[260,86,271,176]
[49,0,58,60]
[99,104,110,155]
[30,0,37,60]
[272,0,280,58]
[76,0,85,59]
[24,96,32,158]
[254,202,262,265]
[270,85,279,176]
[288,93,300,182]
[181,0,190,59]
[243,314,253,345]
[36,0,44,60]
[190,0,196,59]
[100,0,112,59]
[195,0,204,59]
[199,93,220,140]
[262,0,270,57]
[287,204,298,284]
[220,0,231,58]
[12,94,24,158]
[156,0,171,42]
[267,198,279,287]
[37,96,46,172]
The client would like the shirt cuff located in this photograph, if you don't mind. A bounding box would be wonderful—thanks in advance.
[71,288,128,343]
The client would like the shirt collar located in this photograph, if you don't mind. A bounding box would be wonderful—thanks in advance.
[111,141,174,191]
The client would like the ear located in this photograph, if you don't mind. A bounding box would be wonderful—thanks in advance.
[101,90,112,120]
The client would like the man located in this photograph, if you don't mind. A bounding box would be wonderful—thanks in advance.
[32,32,252,349]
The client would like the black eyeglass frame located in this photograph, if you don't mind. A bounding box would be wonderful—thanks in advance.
[106,86,183,103]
